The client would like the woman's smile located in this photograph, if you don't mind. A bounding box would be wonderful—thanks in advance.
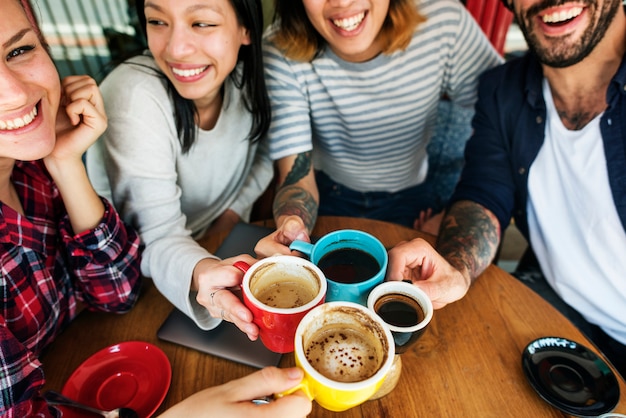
[170,64,210,80]
[0,104,38,131]
[332,11,366,32]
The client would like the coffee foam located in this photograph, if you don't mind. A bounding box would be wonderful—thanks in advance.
[302,306,388,383]
[255,281,318,308]
[250,262,320,309]
[305,326,381,382]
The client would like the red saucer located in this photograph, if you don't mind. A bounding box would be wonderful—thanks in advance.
[60,341,171,418]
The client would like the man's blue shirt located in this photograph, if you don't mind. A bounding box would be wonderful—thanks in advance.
[450,51,626,240]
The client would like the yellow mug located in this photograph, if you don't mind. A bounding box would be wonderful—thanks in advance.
[280,301,395,411]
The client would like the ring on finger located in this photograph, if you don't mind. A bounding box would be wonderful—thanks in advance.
[210,289,224,306]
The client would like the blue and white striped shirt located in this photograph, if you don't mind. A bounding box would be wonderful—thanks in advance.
[263,0,502,193]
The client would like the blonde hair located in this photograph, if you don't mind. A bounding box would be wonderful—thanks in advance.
[271,0,426,62]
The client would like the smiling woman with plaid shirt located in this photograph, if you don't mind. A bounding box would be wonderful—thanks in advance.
[0,1,313,417]
[0,1,142,416]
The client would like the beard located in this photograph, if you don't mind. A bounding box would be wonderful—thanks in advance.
[518,0,622,68]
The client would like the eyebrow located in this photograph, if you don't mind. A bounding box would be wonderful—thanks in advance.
[3,28,31,49]
[144,2,223,15]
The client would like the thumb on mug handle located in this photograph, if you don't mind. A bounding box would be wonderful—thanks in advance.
[274,377,314,401]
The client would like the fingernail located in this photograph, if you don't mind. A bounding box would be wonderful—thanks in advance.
[287,368,303,379]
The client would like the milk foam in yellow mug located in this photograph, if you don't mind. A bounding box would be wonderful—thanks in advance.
[278,301,395,411]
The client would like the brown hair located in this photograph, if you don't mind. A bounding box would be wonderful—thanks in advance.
[270,0,426,62]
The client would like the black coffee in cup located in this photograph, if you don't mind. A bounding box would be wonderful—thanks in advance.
[374,293,425,327]
[368,283,433,356]
[318,248,380,284]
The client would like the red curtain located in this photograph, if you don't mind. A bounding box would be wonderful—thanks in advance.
[465,0,514,56]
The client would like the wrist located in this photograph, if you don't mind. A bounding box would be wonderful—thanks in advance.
[191,257,221,292]
[43,156,85,181]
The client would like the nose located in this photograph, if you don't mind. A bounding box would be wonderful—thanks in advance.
[165,24,196,59]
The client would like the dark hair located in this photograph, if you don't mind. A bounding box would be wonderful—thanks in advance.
[135,0,270,153]
[271,0,425,62]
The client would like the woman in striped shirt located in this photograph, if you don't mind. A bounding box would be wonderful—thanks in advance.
[255,0,502,256]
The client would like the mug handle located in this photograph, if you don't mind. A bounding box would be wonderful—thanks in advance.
[289,240,314,257]
[233,261,251,273]
[275,376,314,401]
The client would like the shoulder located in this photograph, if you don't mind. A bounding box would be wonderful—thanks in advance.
[100,54,167,96]
[407,0,487,50]
[473,53,544,143]
[262,26,290,65]
[100,54,172,112]
[478,53,540,95]
[416,0,473,30]
[418,0,467,18]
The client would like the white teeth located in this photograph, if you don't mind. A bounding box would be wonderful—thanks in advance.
[332,12,365,31]
[542,7,583,23]
[171,66,208,78]
[0,106,37,131]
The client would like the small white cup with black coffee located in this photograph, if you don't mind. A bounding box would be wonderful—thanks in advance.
[367,281,433,354]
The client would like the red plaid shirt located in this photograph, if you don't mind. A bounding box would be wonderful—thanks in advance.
[0,160,142,417]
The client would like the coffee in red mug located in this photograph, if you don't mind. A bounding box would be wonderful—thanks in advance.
[234,255,327,353]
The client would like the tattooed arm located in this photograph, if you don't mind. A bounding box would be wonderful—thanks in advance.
[436,200,501,282]
[386,200,501,309]
[273,152,319,232]
[254,152,319,257]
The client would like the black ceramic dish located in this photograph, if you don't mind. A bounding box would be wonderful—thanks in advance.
[522,337,620,417]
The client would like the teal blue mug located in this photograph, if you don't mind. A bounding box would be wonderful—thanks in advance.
[289,230,388,305]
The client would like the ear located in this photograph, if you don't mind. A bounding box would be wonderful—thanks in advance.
[241,27,251,46]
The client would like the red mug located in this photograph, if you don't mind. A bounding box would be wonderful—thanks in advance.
[234,255,327,353]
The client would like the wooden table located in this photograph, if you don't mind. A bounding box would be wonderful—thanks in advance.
[42,216,626,417]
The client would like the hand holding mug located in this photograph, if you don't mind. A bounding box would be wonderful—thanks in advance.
[254,215,311,258]
[194,255,259,341]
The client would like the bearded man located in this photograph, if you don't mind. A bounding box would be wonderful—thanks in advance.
[383,0,626,378]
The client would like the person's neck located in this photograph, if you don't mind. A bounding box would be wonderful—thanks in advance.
[194,87,224,131]
[0,159,24,215]
[542,12,626,130]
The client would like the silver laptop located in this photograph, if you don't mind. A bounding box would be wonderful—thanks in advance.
[157,223,282,368]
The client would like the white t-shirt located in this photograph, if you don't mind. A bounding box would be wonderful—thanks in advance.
[527,79,626,344]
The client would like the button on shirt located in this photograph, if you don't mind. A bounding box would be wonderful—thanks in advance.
[0,160,142,417]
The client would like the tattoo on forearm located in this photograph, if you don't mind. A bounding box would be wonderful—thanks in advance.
[274,152,317,231]
[283,152,311,186]
[436,201,500,281]
[273,186,318,232]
